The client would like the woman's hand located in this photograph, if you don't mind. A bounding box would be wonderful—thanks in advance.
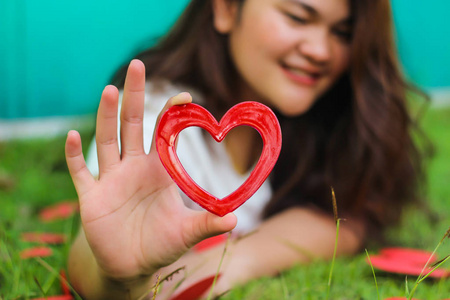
[65,60,236,297]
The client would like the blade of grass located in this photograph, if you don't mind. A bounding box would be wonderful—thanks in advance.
[151,275,161,300]
[326,218,340,300]
[33,276,46,298]
[0,237,19,294]
[162,273,188,299]
[407,227,450,300]
[149,266,192,300]
[159,267,185,283]
[280,273,289,299]
[42,272,57,295]
[365,249,380,300]
[415,226,449,285]
[137,268,187,300]
[13,256,21,296]
[207,232,231,300]
[145,268,187,300]
[415,255,450,285]
[326,187,340,300]
[213,289,230,299]
[34,257,83,300]
[405,276,409,297]
[430,255,450,268]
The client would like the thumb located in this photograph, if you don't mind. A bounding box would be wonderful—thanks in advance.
[184,212,237,248]
[150,92,192,154]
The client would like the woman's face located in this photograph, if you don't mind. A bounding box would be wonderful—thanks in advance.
[213,0,352,116]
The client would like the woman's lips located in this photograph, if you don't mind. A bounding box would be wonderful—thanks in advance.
[282,65,321,86]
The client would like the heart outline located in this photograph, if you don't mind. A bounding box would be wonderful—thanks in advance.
[156,101,282,216]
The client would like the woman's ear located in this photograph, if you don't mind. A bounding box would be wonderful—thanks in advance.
[212,0,239,34]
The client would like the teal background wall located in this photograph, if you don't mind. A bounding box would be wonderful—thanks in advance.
[1,0,449,119]
[0,0,189,119]
[391,0,450,90]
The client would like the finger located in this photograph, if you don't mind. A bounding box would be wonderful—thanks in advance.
[96,85,121,174]
[184,212,237,248]
[150,92,193,153]
[120,59,146,157]
[65,130,95,197]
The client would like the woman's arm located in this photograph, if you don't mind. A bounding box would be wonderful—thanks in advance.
[221,207,364,288]
[156,206,365,299]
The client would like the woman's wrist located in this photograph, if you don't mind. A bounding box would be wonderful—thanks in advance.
[97,271,154,300]
[69,231,155,299]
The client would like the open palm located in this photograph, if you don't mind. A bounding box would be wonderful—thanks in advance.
[65,60,236,281]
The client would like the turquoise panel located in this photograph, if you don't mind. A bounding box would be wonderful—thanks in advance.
[391,0,450,89]
[0,0,188,119]
[1,0,449,119]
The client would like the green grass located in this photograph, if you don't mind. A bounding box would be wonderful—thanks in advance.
[1,107,449,299]
[0,129,92,299]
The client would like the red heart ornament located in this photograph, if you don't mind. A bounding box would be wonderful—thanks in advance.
[156,101,281,217]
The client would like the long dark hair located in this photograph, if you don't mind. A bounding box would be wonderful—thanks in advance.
[112,0,428,237]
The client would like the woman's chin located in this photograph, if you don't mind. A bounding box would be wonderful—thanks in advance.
[269,94,317,117]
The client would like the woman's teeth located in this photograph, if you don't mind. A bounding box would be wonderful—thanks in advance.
[287,67,316,78]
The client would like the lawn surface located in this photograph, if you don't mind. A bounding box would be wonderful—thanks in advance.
[0,105,449,299]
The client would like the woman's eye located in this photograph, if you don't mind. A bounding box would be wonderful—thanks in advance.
[284,13,308,24]
[333,29,352,42]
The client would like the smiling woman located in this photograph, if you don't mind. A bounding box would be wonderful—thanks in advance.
[219,0,352,116]
[65,0,428,299]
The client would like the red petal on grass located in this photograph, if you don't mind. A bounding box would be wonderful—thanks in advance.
[385,299,450,300]
[21,232,67,244]
[60,269,71,295]
[39,201,79,222]
[193,234,227,252]
[169,274,221,300]
[20,247,52,259]
[368,248,449,279]
[369,255,449,278]
[380,248,436,265]
[384,298,421,300]
[386,298,450,300]
[31,295,73,300]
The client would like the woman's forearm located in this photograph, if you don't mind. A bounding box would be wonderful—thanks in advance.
[225,207,364,282]
[155,207,365,299]
[68,228,153,300]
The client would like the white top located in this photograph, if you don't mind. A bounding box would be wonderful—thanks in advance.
[86,81,272,233]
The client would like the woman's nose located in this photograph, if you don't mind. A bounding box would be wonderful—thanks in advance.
[297,28,331,64]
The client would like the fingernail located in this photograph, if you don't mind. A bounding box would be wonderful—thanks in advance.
[172,92,192,105]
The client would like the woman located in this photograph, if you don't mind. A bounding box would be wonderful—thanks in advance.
[65,0,425,298]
